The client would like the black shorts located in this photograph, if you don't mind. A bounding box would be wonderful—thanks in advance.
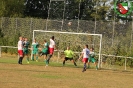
[39,51,48,56]
[42,53,48,56]
[65,57,73,61]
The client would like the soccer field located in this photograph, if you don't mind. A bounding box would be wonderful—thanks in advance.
[0,55,133,88]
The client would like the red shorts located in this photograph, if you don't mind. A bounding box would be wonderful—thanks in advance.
[82,58,88,63]
[18,50,23,56]
[49,47,54,54]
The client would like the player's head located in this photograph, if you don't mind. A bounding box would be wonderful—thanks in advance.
[85,44,88,48]
[22,37,25,41]
[33,39,36,42]
[44,40,47,43]
[25,37,28,41]
[51,36,54,40]
[19,36,23,41]
[90,47,94,51]
[67,46,70,50]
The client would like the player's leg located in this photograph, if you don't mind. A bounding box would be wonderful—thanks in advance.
[32,53,35,61]
[25,50,29,63]
[18,51,21,64]
[71,58,77,66]
[26,54,29,63]
[87,57,91,68]
[92,58,98,70]
[18,50,23,64]
[47,48,54,64]
[34,50,38,62]
[38,48,43,56]
[63,57,67,66]
[82,58,88,72]
[36,53,38,62]
[43,54,48,66]
[47,54,52,64]
[26,55,30,63]
[32,55,34,61]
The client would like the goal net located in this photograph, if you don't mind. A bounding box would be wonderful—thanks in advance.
[33,30,102,68]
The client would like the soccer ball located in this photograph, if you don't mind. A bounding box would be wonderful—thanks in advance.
[68,22,72,26]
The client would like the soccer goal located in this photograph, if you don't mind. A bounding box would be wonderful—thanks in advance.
[33,30,102,68]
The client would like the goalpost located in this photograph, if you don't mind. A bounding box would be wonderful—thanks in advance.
[32,30,102,68]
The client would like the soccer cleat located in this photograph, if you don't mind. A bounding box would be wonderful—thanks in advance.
[19,63,22,65]
[96,66,98,70]
[82,68,86,72]
[74,64,77,66]
[39,52,43,57]
[47,60,49,64]
[87,66,90,69]
[45,65,48,68]
[74,62,77,66]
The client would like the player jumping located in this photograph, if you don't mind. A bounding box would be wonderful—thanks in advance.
[46,36,56,64]
[39,40,49,66]
[79,44,90,72]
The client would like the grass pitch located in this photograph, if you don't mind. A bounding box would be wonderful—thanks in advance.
[0,54,133,88]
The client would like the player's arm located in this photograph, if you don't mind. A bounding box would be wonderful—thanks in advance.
[78,53,83,60]
[79,49,84,60]
[52,41,57,50]
[70,50,74,57]
[28,43,33,50]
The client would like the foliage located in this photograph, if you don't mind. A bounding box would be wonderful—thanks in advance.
[0,0,114,21]
[0,0,25,17]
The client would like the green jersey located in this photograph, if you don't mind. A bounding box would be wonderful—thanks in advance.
[89,51,95,58]
[23,41,30,50]
[32,42,39,51]
[64,50,74,58]
[42,42,49,53]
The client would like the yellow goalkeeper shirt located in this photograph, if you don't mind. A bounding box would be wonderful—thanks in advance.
[64,50,74,58]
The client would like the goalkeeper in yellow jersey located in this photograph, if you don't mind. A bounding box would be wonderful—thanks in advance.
[63,46,77,66]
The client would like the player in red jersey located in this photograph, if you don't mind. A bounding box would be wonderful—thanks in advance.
[18,36,24,64]
[79,45,90,72]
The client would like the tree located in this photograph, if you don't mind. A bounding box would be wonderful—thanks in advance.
[24,0,49,18]
[0,0,25,17]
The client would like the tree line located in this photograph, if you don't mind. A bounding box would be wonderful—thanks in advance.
[0,0,132,21]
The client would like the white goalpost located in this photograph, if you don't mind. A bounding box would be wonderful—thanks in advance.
[32,30,102,68]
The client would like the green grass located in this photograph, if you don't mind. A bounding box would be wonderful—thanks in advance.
[1,54,133,88]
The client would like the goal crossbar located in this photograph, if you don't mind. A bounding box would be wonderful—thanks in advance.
[33,30,102,36]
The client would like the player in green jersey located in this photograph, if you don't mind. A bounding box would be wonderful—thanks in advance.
[39,40,49,66]
[31,39,39,62]
[23,37,30,63]
[88,48,98,70]
[63,46,77,66]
